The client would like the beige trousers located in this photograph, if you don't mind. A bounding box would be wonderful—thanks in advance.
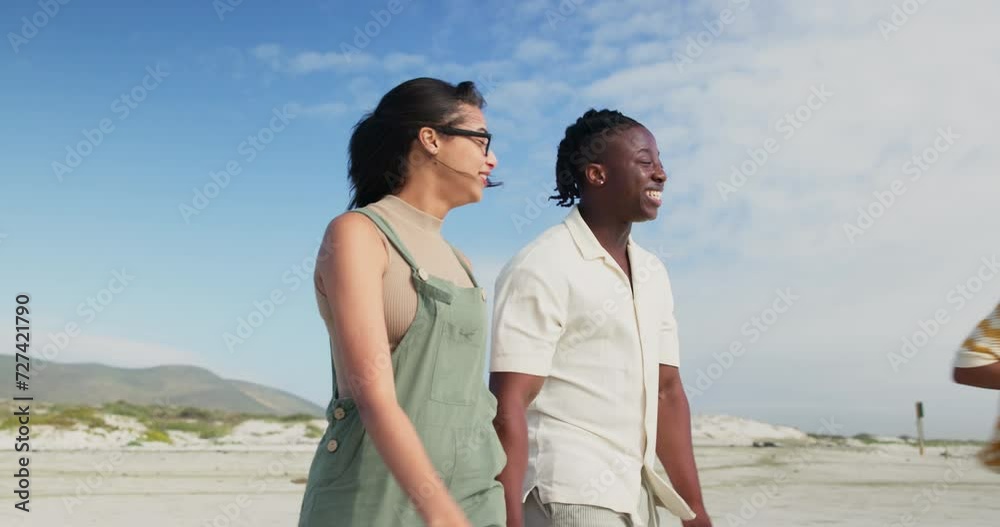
[523,483,660,527]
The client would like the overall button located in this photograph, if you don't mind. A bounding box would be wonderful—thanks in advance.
[417,268,429,281]
[326,439,339,453]
[480,289,487,301]
[333,407,346,420]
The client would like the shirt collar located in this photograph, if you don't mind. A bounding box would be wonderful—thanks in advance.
[563,205,634,262]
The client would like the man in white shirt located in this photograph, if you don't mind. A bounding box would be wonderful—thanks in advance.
[490,109,711,526]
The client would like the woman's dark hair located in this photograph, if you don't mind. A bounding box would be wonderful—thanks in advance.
[347,77,491,209]
[550,108,641,207]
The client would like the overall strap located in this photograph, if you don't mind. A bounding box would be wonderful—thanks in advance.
[352,208,420,273]
[329,338,340,402]
[448,245,479,288]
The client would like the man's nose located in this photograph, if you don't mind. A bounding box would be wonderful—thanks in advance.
[652,163,667,182]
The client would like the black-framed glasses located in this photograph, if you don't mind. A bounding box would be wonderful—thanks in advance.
[434,126,492,156]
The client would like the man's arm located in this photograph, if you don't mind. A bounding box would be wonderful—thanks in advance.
[490,372,546,527]
[656,364,711,527]
[953,362,1000,389]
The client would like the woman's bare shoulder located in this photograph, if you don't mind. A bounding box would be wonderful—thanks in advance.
[317,211,388,275]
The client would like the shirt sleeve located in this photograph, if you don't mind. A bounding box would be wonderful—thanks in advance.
[659,272,681,367]
[490,261,566,376]
[954,303,1000,368]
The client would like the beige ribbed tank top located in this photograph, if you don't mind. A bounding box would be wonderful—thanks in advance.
[314,195,474,396]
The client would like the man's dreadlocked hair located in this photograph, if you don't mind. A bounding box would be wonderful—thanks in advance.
[549,108,642,207]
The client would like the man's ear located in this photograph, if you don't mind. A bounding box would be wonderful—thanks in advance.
[583,163,606,187]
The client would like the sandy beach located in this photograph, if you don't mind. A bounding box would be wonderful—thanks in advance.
[3,417,997,526]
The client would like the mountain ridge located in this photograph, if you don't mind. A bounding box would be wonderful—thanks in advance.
[0,354,323,416]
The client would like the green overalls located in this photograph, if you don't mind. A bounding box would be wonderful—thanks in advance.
[298,208,507,526]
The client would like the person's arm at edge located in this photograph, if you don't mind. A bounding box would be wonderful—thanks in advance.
[656,365,711,526]
[321,213,469,527]
[953,362,1000,389]
[490,372,545,527]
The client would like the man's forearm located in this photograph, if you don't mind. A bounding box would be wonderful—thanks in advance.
[656,388,706,512]
[493,402,529,526]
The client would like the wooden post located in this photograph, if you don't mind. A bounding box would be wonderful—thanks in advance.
[916,401,925,456]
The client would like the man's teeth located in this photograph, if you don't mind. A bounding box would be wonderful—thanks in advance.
[646,190,662,200]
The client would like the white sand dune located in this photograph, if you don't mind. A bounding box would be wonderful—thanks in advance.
[691,414,810,446]
[8,412,812,451]
[4,415,328,451]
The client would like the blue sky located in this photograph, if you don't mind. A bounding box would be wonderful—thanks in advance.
[2,0,999,439]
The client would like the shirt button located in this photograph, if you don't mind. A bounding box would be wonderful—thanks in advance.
[417,268,429,281]
[333,407,346,420]
[326,439,339,453]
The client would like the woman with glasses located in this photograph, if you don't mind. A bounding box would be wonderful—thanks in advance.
[298,77,505,526]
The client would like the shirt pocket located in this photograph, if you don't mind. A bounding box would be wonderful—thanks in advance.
[429,302,487,406]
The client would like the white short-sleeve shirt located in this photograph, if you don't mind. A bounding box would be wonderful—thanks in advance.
[490,206,694,523]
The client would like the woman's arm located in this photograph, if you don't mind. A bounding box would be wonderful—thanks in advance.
[321,213,470,527]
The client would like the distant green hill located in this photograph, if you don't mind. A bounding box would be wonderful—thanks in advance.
[0,355,323,417]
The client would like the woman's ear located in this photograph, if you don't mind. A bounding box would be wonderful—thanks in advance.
[418,126,440,155]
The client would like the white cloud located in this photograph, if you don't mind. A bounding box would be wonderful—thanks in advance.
[515,0,550,16]
[250,44,375,74]
[288,50,370,74]
[288,102,350,117]
[0,323,208,370]
[250,43,282,70]
[624,42,674,65]
[513,37,566,62]
[383,52,427,72]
